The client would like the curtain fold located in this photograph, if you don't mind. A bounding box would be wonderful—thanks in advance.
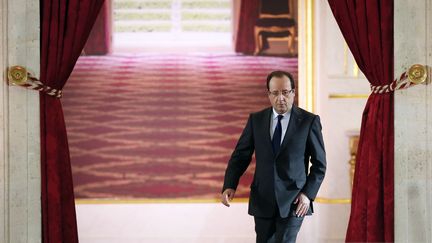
[327,1,394,242]
[40,0,104,242]
[234,0,259,54]
[83,0,112,55]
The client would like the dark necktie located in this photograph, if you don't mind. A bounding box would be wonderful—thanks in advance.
[272,114,283,154]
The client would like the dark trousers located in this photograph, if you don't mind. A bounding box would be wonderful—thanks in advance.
[254,214,304,243]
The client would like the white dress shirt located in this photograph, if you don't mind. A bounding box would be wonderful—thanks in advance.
[270,108,291,144]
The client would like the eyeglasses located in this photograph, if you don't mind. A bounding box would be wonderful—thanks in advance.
[268,89,295,97]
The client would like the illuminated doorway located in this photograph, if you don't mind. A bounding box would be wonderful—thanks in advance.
[112,0,233,53]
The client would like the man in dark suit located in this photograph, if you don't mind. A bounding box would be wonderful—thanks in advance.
[221,70,326,243]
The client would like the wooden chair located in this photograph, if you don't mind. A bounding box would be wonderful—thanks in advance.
[254,0,297,55]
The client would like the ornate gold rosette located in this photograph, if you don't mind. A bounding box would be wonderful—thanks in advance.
[7,65,28,85]
[408,64,428,84]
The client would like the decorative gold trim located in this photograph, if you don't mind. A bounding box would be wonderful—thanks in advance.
[343,41,360,77]
[343,42,348,75]
[353,63,360,77]
[75,198,248,205]
[75,197,350,205]
[259,14,292,19]
[315,197,351,204]
[267,37,290,41]
[329,94,369,99]
[8,65,28,85]
[305,0,314,112]
[408,64,428,84]
[348,135,359,189]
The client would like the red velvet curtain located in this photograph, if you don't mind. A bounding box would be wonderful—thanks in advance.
[234,0,259,54]
[83,0,112,55]
[327,1,394,242]
[40,0,104,242]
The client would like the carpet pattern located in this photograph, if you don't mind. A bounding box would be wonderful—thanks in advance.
[63,53,298,199]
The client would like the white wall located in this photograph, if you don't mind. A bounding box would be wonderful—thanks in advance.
[315,0,370,200]
[313,1,371,241]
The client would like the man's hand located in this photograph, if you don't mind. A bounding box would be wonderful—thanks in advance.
[294,192,310,217]
[221,188,236,207]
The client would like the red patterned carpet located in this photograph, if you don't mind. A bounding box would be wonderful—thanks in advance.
[63,53,298,200]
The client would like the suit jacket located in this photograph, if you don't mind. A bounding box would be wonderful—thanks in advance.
[222,106,326,218]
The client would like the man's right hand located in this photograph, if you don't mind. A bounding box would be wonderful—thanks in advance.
[221,188,236,207]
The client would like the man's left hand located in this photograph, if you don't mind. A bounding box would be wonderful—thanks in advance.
[294,192,310,217]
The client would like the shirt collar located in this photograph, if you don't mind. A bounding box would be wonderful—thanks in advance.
[272,108,290,120]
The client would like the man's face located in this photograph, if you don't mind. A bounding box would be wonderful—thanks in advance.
[268,76,295,114]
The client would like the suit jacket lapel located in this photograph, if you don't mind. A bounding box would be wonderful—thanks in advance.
[258,107,275,158]
[277,106,302,158]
